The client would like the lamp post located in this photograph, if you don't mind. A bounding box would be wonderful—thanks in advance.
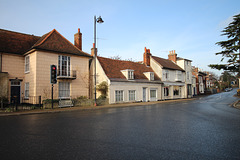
[94,15,104,106]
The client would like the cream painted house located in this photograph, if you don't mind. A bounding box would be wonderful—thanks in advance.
[176,54,193,98]
[0,28,91,104]
[143,48,186,99]
[93,56,163,104]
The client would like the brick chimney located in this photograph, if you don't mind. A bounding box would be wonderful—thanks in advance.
[74,28,82,50]
[91,43,97,56]
[168,50,177,63]
[143,47,152,66]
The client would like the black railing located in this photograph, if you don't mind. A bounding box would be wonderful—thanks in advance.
[2,96,42,111]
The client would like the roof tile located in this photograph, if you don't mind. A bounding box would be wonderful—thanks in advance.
[152,56,184,71]
[32,29,90,57]
[0,28,91,57]
[98,56,161,81]
[0,29,40,54]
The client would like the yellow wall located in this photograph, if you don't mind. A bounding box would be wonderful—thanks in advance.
[32,51,89,100]
[2,53,25,101]
[2,53,24,79]
[1,51,90,102]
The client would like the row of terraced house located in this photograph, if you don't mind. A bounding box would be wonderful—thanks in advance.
[0,28,209,105]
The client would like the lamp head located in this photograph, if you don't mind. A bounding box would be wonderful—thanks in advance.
[97,16,104,23]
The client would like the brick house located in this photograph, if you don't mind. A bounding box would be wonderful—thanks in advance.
[192,67,207,94]
[0,28,91,104]
[91,55,163,104]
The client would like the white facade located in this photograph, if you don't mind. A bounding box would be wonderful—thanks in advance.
[150,57,185,99]
[177,59,193,98]
[109,81,162,104]
[95,58,163,104]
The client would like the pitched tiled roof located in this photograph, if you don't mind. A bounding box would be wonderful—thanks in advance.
[32,29,90,57]
[0,29,40,54]
[98,56,161,81]
[152,56,185,71]
[0,28,90,57]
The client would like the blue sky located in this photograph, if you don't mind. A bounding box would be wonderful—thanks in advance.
[1,0,240,76]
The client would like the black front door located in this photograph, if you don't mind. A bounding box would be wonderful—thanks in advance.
[11,86,20,104]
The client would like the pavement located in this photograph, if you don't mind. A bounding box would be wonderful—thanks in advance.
[233,100,240,109]
[0,98,195,116]
[1,93,239,117]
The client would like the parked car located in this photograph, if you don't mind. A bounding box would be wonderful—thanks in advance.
[225,88,230,92]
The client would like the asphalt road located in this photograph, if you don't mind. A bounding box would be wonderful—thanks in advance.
[0,90,240,160]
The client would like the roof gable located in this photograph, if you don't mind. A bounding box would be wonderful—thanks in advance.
[152,56,184,71]
[97,56,161,81]
[0,29,40,54]
[32,29,90,57]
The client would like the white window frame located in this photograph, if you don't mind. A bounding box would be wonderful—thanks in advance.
[25,56,30,73]
[59,82,70,99]
[164,70,169,80]
[129,90,136,101]
[150,72,154,81]
[176,70,182,81]
[128,71,134,79]
[58,55,71,77]
[25,82,29,98]
[115,90,123,102]
[150,89,157,101]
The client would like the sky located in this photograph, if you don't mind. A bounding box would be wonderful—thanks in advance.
[0,0,240,76]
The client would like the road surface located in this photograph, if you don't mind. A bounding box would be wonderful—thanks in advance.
[0,89,240,159]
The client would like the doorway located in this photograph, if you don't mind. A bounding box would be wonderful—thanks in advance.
[10,80,21,104]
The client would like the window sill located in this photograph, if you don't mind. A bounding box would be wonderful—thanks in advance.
[25,71,30,74]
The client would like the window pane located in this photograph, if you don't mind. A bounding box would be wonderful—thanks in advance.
[59,82,70,98]
[129,90,135,101]
[150,90,156,98]
[25,82,29,98]
[115,90,123,102]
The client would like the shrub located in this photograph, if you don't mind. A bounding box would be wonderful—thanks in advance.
[97,81,108,97]
[42,99,59,104]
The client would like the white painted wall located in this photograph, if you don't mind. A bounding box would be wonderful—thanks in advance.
[150,56,186,99]
[109,81,162,104]
[177,59,192,98]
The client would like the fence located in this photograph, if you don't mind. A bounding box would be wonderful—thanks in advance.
[7,96,42,111]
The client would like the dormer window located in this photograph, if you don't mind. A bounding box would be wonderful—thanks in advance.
[150,72,154,81]
[144,72,155,81]
[121,69,134,80]
[128,70,134,79]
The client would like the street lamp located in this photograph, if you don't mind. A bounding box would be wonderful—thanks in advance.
[94,16,104,106]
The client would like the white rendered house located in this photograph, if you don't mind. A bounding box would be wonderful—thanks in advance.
[94,56,163,104]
